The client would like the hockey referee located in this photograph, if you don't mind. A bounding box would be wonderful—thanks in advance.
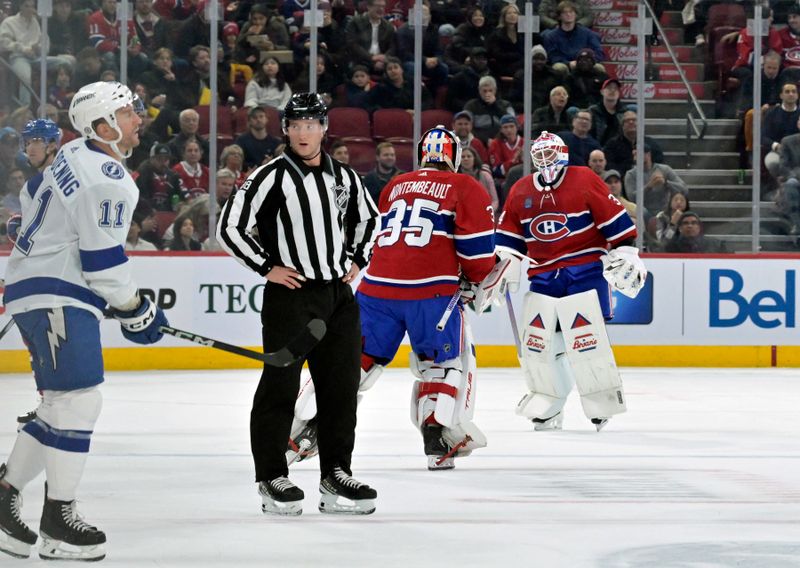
[217,93,380,516]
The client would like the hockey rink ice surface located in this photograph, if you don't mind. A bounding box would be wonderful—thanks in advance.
[1,367,799,567]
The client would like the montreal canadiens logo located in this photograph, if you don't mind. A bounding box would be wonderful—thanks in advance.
[529,212,570,242]
[102,161,125,180]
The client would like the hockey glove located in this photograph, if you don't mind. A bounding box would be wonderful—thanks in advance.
[458,278,478,304]
[473,255,521,313]
[601,246,647,298]
[111,296,169,345]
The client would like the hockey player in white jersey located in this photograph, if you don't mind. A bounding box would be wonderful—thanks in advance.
[0,82,168,562]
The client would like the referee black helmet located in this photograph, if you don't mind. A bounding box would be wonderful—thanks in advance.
[282,92,328,133]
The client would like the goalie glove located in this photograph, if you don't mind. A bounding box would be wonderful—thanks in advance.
[473,254,521,313]
[601,246,647,298]
[110,295,169,345]
[458,278,478,304]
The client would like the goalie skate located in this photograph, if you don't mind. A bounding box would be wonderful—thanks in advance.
[591,418,609,432]
[318,467,377,515]
[0,465,37,559]
[286,419,319,466]
[532,412,563,431]
[259,477,304,516]
[38,496,106,562]
[422,425,454,470]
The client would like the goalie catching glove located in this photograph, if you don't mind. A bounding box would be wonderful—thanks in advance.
[110,295,169,344]
[601,246,647,298]
[473,254,521,313]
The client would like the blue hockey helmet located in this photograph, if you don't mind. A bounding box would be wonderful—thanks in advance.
[20,118,61,151]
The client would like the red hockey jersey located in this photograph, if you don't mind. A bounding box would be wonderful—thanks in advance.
[358,168,496,300]
[87,11,139,54]
[496,166,636,276]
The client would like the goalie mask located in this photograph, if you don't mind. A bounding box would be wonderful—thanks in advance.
[417,125,461,171]
[531,131,569,188]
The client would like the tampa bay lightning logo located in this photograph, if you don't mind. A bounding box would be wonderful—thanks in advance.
[101,161,125,180]
[529,212,570,242]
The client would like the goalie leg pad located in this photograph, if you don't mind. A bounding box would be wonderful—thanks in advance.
[516,292,573,420]
[556,290,626,419]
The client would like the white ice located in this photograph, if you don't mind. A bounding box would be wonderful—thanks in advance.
[1,368,800,567]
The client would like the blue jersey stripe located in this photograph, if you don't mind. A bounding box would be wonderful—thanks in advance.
[455,232,495,258]
[496,232,527,254]
[26,171,44,200]
[79,245,128,273]
[599,213,636,242]
[23,418,93,453]
[4,277,106,310]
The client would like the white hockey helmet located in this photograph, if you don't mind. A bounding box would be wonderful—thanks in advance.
[69,81,137,159]
[417,125,461,172]
[530,131,569,187]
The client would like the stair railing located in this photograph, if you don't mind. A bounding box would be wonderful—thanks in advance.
[642,0,707,168]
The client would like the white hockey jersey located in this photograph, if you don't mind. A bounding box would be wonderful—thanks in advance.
[3,139,139,318]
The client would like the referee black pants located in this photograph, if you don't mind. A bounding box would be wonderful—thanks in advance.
[251,279,361,482]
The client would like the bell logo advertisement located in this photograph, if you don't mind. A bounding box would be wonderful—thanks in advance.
[709,269,795,329]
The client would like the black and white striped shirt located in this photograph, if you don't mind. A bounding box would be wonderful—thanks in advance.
[217,148,379,280]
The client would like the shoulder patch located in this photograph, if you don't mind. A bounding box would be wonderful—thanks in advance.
[101,161,125,180]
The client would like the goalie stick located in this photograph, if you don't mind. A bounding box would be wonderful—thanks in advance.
[435,289,462,331]
[158,319,326,368]
[505,289,522,359]
[0,318,15,342]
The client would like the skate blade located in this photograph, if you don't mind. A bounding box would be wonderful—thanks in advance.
[261,499,303,516]
[427,456,455,470]
[592,418,609,432]
[318,493,375,515]
[0,533,33,559]
[38,535,105,562]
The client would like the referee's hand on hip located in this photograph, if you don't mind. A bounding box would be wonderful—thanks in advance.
[267,266,307,289]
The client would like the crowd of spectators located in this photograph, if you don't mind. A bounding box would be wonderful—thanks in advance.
[1,0,798,253]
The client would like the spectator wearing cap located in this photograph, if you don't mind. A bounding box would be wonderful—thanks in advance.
[464,75,516,143]
[0,0,75,107]
[602,169,637,222]
[624,144,688,212]
[541,0,604,73]
[445,46,490,112]
[664,212,727,254]
[538,0,593,29]
[167,108,211,167]
[438,23,463,75]
[133,0,170,57]
[488,115,524,179]
[222,22,240,58]
[342,64,376,107]
[136,143,186,212]
[589,78,627,145]
[566,48,607,108]
[452,110,489,164]
[234,106,283,169]
[557,108,601,166]
[588,149,607,177]
[510,44,566,111]
[532,85,570,137]
[602,109,663,177]
[451,7,488,66]
[486,3,542,78]
[345,0,396,74]
[393,2,449,91]
[363,142,403,203]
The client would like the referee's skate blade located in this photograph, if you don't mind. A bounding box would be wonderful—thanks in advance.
[0,532,33,559]
[261,499,303,516]
[38,535,106,562]
[318,494,376,515]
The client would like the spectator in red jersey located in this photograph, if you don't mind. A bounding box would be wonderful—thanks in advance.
[173,140,210,199]
[87,0,149,76]
[488,115,524,179]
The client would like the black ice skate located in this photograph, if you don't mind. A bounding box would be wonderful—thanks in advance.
[0,464,38,559]
[259,477,304,516]
[286,419,319,466]
[319,467,376,515]
[422,424,455,471]
[591,418,609,432]
[39,489,106,562]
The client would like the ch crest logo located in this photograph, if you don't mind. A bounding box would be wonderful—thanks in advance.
[529,213,570,242]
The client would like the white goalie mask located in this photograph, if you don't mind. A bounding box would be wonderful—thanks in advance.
[69,81,139,160]
[530,131,569,188]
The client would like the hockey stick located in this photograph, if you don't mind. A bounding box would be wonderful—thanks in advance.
[505,289,522,359]
[0,318,16,342]
[436,290,462,331]
[158,319,326,368]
